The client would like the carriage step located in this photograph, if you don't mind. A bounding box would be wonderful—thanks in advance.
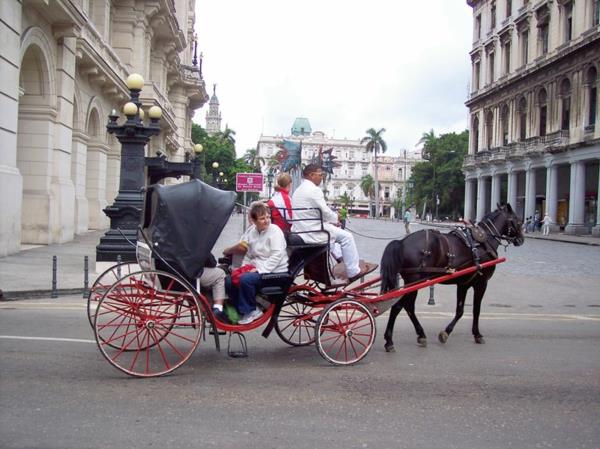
[227,332,248,358]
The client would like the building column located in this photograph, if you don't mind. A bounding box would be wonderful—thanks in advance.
[524,164,536,220]
[566,160,588,234]
[464,177,475,221]
[490,171,501,208]
[507,168,517,209]
[544,162,559,232]
[593,161,600,236]
[476,175,487,221]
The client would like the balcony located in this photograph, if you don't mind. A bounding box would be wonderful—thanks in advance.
[488,146,509,162]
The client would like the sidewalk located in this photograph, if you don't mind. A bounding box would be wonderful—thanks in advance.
[1,217,598,300]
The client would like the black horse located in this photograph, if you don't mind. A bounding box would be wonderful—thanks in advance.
[380,204,524,352]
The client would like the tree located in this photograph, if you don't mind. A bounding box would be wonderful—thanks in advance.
[361,128,387,218]
[409,130,468,220]
[220,126,236,146]
[243,148,264,171]
[338,192,352,208]
[359,175,375,216]
[417,129,436,161]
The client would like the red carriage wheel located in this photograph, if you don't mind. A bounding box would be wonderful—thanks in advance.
[87,262,138,328]
[315,299,376,366]
[94,270,204,377]
[275,287,319,347]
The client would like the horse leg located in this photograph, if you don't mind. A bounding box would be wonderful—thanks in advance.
[403,293,428,347]
[472,279,488,344]
[383,299,404,353]
[439,284,469,344]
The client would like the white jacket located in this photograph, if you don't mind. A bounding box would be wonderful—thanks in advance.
[291,179,338,244]
[241,223,289,274]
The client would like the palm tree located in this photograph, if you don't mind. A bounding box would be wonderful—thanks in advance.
[417,129,436,161]
[220,126,236,146]
[359,175,375,216]
[243,148,264,171]
[361,128,387,218]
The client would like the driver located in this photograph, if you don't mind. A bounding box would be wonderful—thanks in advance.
[291,163,377,282]
[223,202,288,325]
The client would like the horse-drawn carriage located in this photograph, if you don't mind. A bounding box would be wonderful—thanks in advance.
[89,180,523,377]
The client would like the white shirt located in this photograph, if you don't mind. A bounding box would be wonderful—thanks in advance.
[291,179,338,244]
[241,223,289,274]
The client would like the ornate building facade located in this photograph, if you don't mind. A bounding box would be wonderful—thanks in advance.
[257,119,419,217]
[464,0,600,235]
[0,0,208,257]
[205,84,222,135]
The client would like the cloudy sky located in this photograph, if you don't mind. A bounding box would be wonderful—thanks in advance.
[193,0,473,157]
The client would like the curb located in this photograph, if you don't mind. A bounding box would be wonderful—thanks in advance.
[0,288,85,301]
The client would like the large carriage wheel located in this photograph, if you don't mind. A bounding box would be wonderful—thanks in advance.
[94,270,203,377]
[275,286,319,347]
[315,299,376,366]
[87,262,138,328]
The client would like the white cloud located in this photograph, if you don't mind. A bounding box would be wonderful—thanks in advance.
[194,0,473,156]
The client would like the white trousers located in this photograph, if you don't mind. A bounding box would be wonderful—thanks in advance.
[324,223,361,277]
[199,267,227,302]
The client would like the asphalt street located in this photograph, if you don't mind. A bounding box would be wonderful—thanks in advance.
[1,217,599,449]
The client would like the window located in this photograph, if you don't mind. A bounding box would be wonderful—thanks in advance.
[563,2,573,42]
[491,3,497,29]
[488,52,495,83]
[503,40,511,74]
[473,115,480,152]
[538,88,548,136]
[521,29,529,65]
[501,104,510,145]
[560,79,572,131]
[537,8,550,56]
[518,97,527,141]
[595,0,600,26]
[474,60,481,89]
[476,15,482,40]
[486,111,494,149]
[507,0,513,17]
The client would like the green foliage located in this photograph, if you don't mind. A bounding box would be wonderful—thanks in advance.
[359,175,375,198]
[409,130,468,220]
[338,192,352,208]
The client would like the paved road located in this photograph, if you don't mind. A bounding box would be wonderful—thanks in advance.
[1,216,599,448]
[1,297,599,449]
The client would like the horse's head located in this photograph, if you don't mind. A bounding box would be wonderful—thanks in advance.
[496,203,524,246]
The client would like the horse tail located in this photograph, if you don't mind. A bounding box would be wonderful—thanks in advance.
[380,240,404,293]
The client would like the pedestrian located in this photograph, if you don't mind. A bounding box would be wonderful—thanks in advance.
[339,206,348,230]
[403,209,411,234]
[542,213,552,236]
[524,216,532,233]
[534,211,541,232]
[267,173,293,232]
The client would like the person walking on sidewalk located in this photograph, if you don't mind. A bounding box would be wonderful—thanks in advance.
[403,209,411,234]
[542,213,552,236]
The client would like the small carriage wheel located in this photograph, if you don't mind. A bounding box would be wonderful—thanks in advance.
[315,299,376,366]
[94,270,203,377]
[275,287,319,347]
[87,262,138,328]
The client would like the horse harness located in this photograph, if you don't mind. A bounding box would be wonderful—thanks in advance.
[402,225,498,277]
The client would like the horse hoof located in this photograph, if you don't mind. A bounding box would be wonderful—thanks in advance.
[475,336,485,344]
[438,331,449,344]
[417,337,427,347]
[384,343,395,353]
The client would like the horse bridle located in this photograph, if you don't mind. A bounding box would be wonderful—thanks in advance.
[480,214,521,246]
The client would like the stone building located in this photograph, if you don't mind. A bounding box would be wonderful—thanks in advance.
[0,0,208,257]
[257,119,419,217]
[464,0,600,235]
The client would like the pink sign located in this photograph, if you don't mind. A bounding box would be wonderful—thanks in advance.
[236,173,264,192]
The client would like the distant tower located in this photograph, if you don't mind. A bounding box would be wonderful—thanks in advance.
[205,84,222,135]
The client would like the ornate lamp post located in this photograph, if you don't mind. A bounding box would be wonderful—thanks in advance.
[96,73,162,263]
[211,161,219,186]
[192,143,204,180]
[267,168,275,197]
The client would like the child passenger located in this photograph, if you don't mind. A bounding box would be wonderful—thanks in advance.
[223,202,289,324]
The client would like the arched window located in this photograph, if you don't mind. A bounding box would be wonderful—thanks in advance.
[518,97,527,141]
[560,78,572,131]
[501,104,510,145]
[485,110,494,149]
[587,66,598,129]
[472,115,480,153]
[537,88,548,137]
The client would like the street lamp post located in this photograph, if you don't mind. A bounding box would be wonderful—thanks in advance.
[267,168,274,197]
[97,73,162,263]
[401,149,407,217]
[211,161,219,187]
[192,143,204,180]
